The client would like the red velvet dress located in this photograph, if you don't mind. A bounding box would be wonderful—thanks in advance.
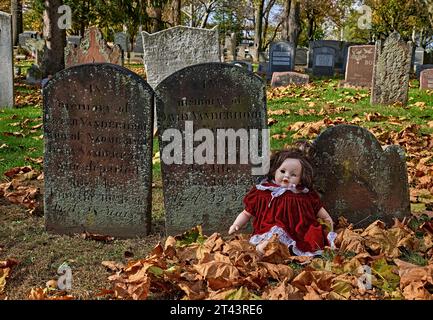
[243,181,329,253]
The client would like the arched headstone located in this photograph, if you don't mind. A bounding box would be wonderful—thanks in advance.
[43,63,153,237]
[155,63,268,236]
[311,124,410,227]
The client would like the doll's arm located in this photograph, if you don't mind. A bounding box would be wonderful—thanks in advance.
[228,210,252,235]
[317,207,334,231]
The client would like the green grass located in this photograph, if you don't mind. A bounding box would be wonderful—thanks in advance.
[0,106,43,173]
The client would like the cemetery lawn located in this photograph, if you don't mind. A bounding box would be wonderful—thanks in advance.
[1,75,433,299]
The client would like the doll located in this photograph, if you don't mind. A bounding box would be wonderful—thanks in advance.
[228,146,336,256]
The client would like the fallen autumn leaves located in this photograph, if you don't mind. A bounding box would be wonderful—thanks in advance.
[97,218,433,301]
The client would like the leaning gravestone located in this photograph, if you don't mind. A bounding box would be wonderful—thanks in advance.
[43,63,154,238]
[0,11,14,108]
[340,45,375,88]
[65,27,122,67]
[420,69,433,90]
[371,32,412,106]
[311,124,410,227]
[142,26,220,89]
[269,41,295,74]
[413,47,424,72]
[312,46,336,76]
[155,63,267,236]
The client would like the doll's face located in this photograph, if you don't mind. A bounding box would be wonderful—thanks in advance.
[274,158,302,187]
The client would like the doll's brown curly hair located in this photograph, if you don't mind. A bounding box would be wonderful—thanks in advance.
[266,141,315,189]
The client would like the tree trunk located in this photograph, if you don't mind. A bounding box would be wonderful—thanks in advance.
[167,0,181,26]
[281,0,290,41]
[147,1,164,32]
[253,0,264,63]
[41,0,66,77]
[288,0,300,47]
[11,0,23,46]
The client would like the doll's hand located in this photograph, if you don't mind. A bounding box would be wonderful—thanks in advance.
[228,224,239,235]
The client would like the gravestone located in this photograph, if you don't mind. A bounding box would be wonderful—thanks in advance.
[309,40,349,72]
[311,124,410,227]
[312,46,336,76]
[271,71,309,88]
[340,45,375,88]
[43,63,154,238]
[0,11,14,108]
[371,32,412,106]
[269,41,295,74]
[420,69,433,90]
[25,64,42,85]
[65,27,122,67]
[295,47,308,65]
[114,32,130,53]
[415,64,433,80]
[132,32,143,53]
[67,36,82,47]
[413,47,424,71]
[142,26,220,89]
[155,63,267,236]
[224,33,236,61]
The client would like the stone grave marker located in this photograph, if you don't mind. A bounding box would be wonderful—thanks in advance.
[0,11,14,108]
[371,32,412,106]
[420,69,433,90]
[295,47,308,65]
[413,47,424,71]
[67,36,82,47]
[65,27,122,67]
[142,26,220,89]
[224,32,236,61]
[309,40,349,72]
[132,32,143,53]
[271,71,309,88]
[269,41,295,74]
[43,63,154,238]
[155,63,267,236]
[312,46,336,76]
[311,124,410,227]
[416,64,433,80]
[114,32,130,53]
[340,45,375,88]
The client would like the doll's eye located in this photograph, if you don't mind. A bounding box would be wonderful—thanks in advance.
[280,170,285,174]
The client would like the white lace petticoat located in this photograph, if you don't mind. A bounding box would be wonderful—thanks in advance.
[249,225,337,257]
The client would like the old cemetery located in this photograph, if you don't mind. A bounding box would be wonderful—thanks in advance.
[1,2,433,302]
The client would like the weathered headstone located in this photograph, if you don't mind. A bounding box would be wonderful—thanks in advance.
[271,71,309,88]
[132,32,143,53]
[420,69,433,90]
[311,124,410,227]
[43,63,154,238]
[340,45,375,88]
[371,32,412,106]
[142,26,220,89]
[0,11,14,108]
[269,41,295,74]
[312,46,336,76]
[295,47,308,65]
[114,32,130,53]
[224,32,236,61]
[155,63,267,236]
[65,27,122,67]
